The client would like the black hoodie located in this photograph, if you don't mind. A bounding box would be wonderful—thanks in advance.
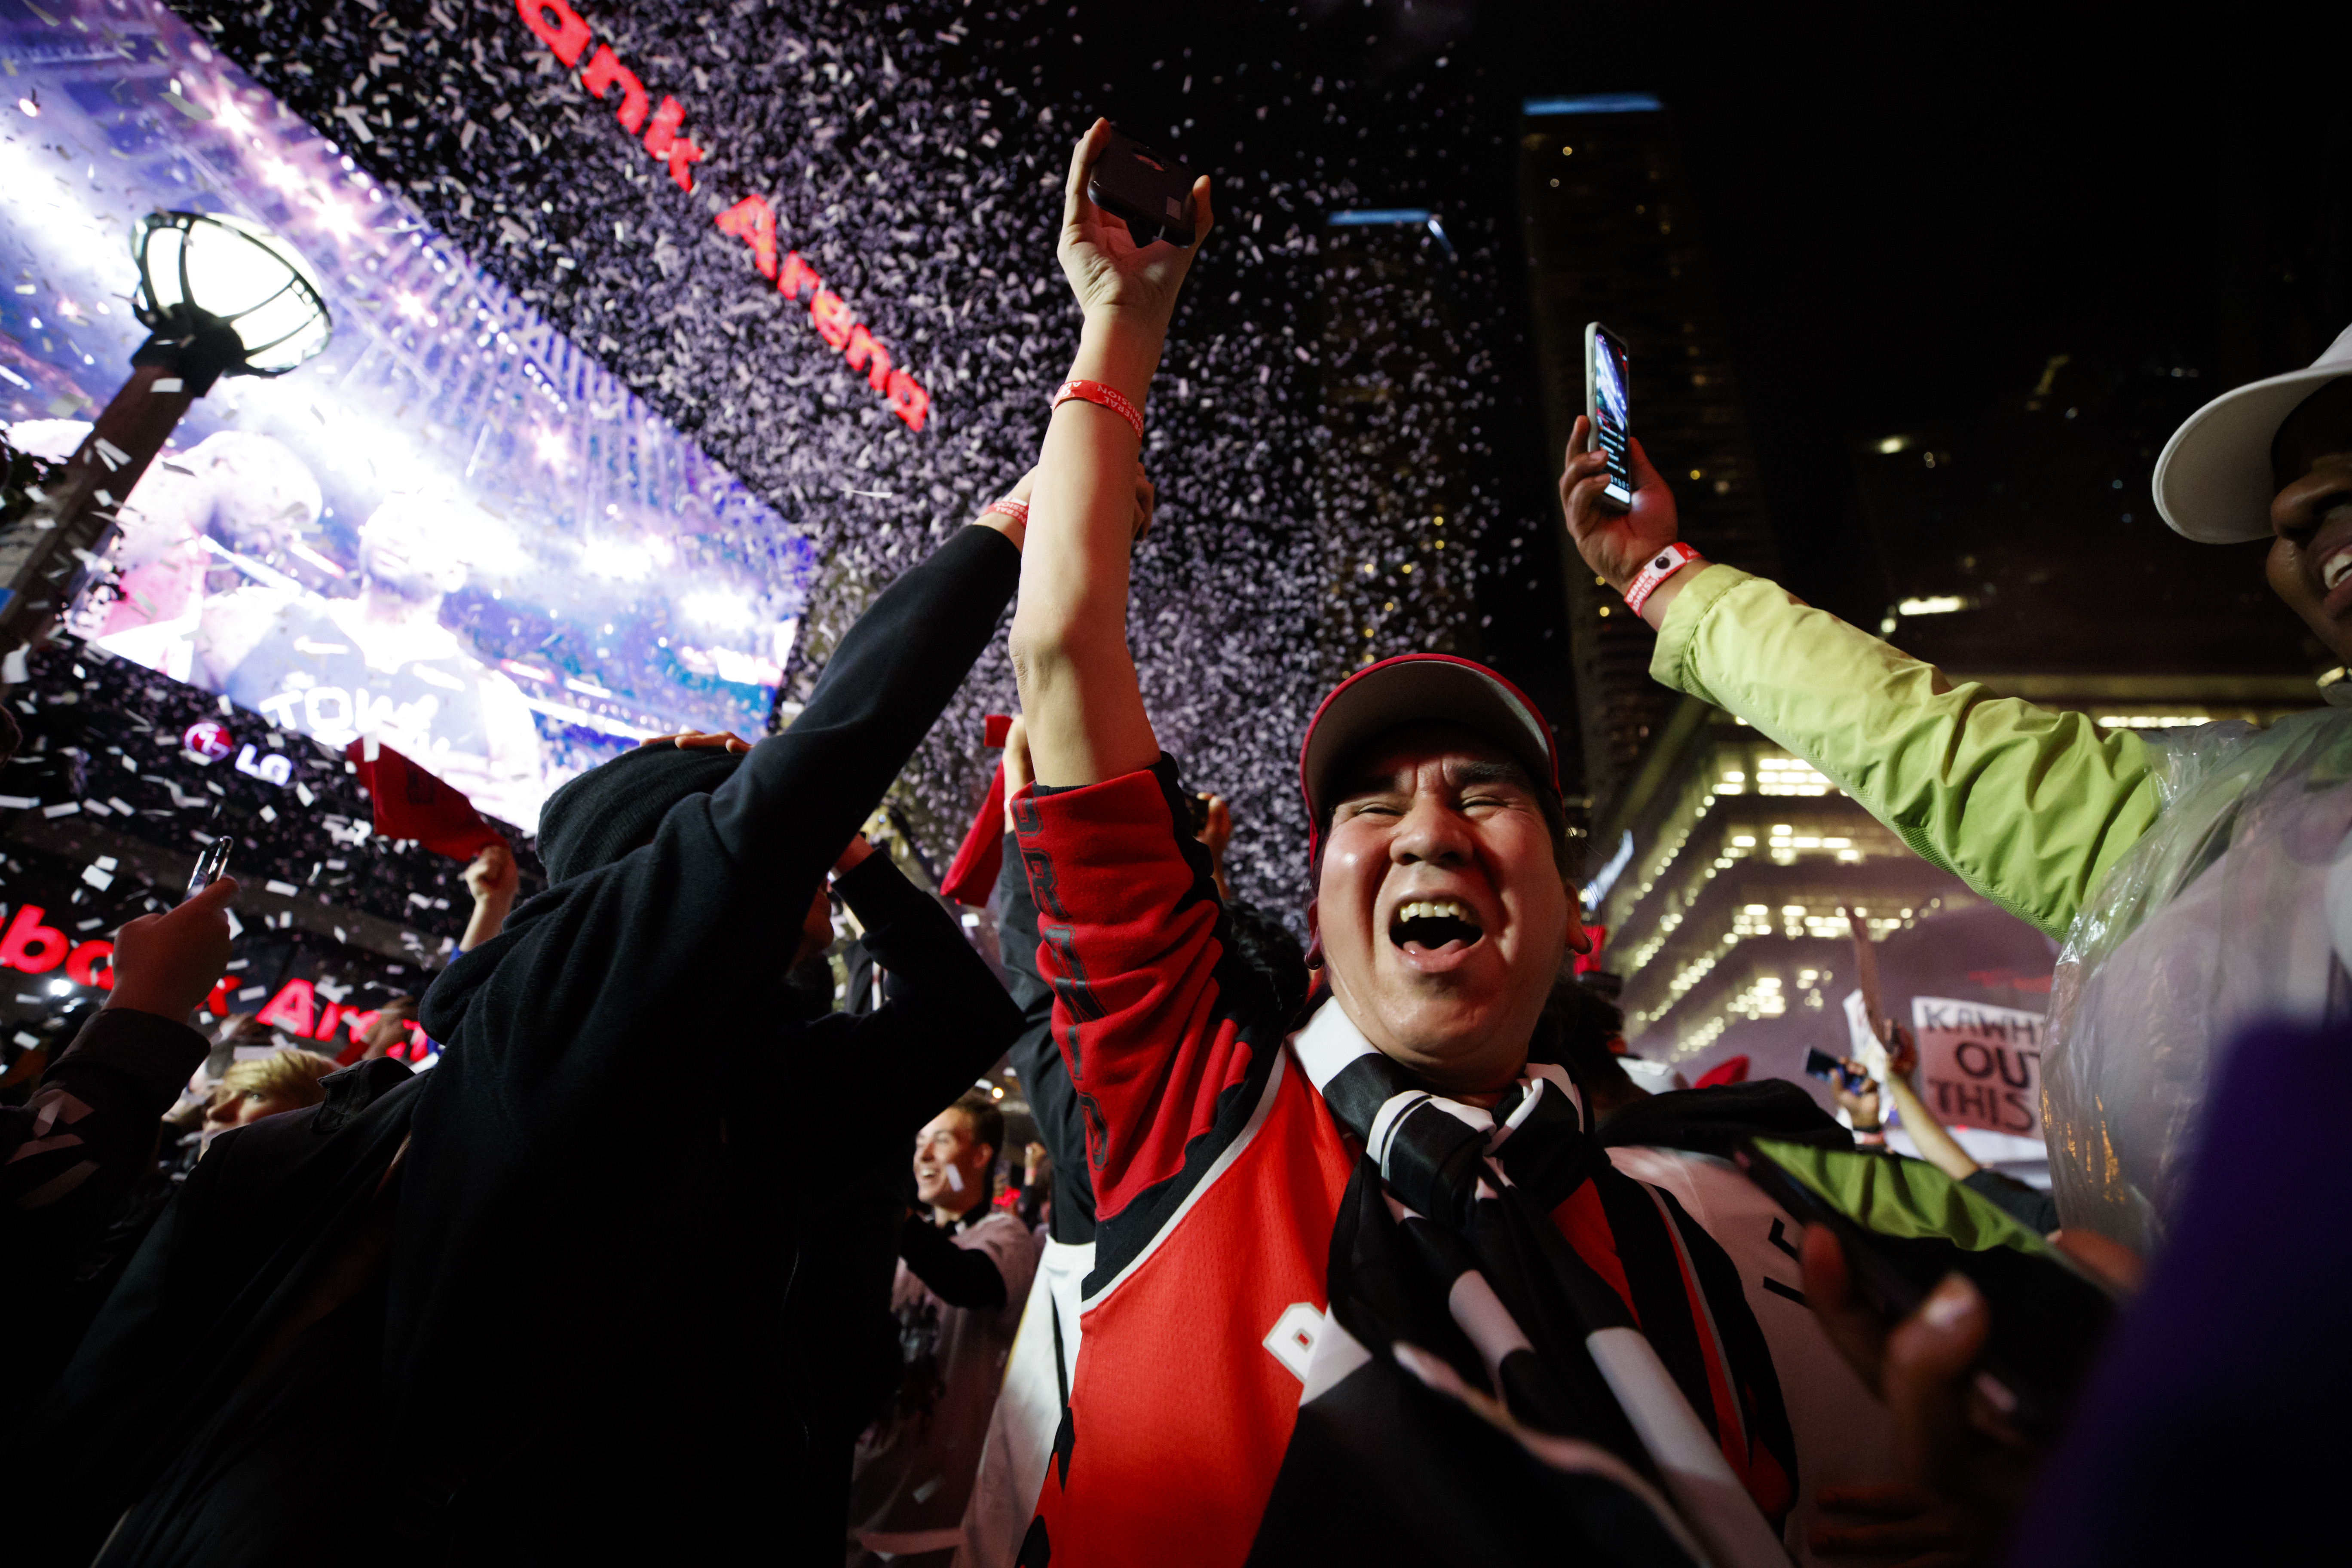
[13,524,1026,1566]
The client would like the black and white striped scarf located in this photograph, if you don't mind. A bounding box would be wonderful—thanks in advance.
[1245,1000,1795,1568]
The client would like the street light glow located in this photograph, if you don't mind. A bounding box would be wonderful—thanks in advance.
[133,209,332,375]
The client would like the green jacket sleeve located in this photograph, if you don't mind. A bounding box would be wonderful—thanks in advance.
[1648,564,2161,940]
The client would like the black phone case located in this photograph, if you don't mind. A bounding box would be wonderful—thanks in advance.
[1730,1140,2113,1439]
[1087,126,1198,248]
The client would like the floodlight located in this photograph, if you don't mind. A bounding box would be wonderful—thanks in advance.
[131,210,332,384]
[0,211,334,642]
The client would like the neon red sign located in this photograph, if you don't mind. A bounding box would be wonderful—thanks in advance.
[514,0,931,431]
[0,906,113,988]
[251,976,426,1057]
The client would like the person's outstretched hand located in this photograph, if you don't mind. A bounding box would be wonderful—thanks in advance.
[1834,1058,1885,1129]
[106,876,239,1021]
[1058,118,1213,330]
[1801,1225,2039,1565]
[456,839,521,954]
[462,840,518,905]
[1886,1022,1922,1078]
[1560,412,1685,593]
[1195,794,1232,859]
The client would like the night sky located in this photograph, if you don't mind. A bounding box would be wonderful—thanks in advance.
[56,0,2352,908]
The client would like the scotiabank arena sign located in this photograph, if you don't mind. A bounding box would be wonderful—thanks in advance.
[517,0,931,432]
[3,902,428,1056]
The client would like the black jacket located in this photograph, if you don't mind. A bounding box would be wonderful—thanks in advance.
[1,1006,211,1427]
[12,524,1026,1566]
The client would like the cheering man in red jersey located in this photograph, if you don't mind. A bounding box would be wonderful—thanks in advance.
[996,122,1880,1568]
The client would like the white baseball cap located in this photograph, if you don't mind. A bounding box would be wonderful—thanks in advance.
[2154,322,2352,543]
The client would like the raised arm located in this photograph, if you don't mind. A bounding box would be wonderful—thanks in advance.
[707,502,1025,889]
[827,850,1025,1133]
[1009,119,1211,788]
[1560,418,2161,938]
[457,840,519,953]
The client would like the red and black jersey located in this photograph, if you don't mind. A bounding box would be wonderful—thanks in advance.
[1009,759,1810,1568]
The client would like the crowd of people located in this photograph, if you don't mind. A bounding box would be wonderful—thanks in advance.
[2,118,2346,1565]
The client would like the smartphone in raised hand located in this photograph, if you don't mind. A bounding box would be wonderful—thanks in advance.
[1733,1137,2115,1439]
[1087,124,1200,249]
[184,834,231,901]
[1584,321,1634,508]
[1804,1047,1871,1095]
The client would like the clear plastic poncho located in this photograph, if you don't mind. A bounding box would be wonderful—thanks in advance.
[2044,691,2352,1252]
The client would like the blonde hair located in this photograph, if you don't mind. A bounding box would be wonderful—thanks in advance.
[218,1049,340,1109]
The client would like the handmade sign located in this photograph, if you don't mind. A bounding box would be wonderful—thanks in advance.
[1908,995,2047,1140]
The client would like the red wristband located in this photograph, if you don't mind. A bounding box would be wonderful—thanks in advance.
[1623,542,1699,617]
[985,498,1029,524]
[1052,378,1145,441]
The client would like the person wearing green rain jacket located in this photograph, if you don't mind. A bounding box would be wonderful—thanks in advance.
[1560,323,2352,1253]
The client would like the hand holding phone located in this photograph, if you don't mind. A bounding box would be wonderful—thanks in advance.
[1559,372,1684,598]
[1583,322,1634,508]
[1804,1046,1871,1095]
[1734,1138,2114,1440]
[185,833,232,901]
[107,874,239,1022]
[1058,119,1213,332]
[1085,124,1200,249]
[1798,1227,2040,1560]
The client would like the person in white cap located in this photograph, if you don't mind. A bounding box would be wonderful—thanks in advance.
[1562,322,2352,1254]
[987,119,1908,1568]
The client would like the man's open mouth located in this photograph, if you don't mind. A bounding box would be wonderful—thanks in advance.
[1390,897,1485,951]
[2325,545,2352,594]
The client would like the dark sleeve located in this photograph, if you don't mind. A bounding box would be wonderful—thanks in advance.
[898,1213,1007,1311]
[1,1008,206,1229]
[1963,1167,2063,1235]
[706,524,1020,894]
[994,835,1096,1241]
[832,852,1026,1133]
[413,524,1019,1122]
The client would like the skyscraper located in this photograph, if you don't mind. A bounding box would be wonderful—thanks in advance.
[1516,94,1780,821]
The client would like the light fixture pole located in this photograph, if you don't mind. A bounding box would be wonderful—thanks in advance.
[0,211,331,659]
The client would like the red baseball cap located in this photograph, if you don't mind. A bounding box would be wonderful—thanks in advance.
[1298,654,1561,864]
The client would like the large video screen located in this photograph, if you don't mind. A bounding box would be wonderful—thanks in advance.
[0,0,815,830]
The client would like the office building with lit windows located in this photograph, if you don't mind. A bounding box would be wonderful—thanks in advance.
[1588,679,2324,1079]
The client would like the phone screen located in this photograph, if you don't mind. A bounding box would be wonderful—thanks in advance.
[185,835,230,900]
[1804,1047,1868,1093]
[1738,1138,2113,1433]
[1588,324,1633,505]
